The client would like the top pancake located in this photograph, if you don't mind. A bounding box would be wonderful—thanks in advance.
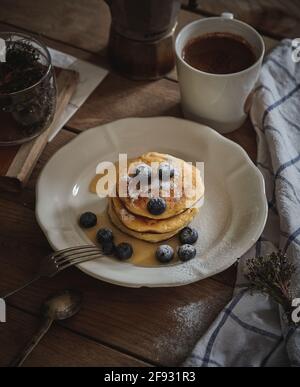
[117,152,204,220]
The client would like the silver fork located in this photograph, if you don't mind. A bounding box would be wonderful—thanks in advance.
[1,245,103,300]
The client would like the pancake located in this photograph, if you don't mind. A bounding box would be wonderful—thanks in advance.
[117,152,204,220]
[108,199,180,243]
[112,195,199,234]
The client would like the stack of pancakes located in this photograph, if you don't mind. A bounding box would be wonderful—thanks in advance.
[108,152,204,243]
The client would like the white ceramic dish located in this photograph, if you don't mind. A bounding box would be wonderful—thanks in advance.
[36,117,267,288]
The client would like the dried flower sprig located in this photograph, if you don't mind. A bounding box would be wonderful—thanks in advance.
[245,251,296,325]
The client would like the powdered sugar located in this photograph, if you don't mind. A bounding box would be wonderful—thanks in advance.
[120,208,135,222]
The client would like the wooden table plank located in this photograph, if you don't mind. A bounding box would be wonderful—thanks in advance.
[182,0,300,40]
[0,0,111,54]
[66,72,257,163]
[0,306,150,367]
[67,73,181,131]
[1,262,232,366]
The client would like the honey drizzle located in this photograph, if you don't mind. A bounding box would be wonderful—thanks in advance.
[84,211,179,267]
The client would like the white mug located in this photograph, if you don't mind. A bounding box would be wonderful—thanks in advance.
[175,14,265,133]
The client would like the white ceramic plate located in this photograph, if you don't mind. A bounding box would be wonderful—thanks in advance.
[36,117,267,288]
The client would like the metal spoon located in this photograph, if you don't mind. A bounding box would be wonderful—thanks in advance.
[10,290,82,367]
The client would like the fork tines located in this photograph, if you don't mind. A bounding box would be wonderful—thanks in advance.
[52,245,103,269]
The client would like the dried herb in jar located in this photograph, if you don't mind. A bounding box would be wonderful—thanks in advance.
[0,40,47,94]
[0,37,56,145]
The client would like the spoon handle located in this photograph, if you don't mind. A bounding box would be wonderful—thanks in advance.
[10,317,53,367]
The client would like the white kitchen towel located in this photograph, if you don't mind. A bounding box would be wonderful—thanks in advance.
[184,39,300,367]
[48,48,108,141]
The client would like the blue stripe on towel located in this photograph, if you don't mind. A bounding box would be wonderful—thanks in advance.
[262,84,300,128]
[283,114,300,134]
[283,226,300,253]
[268,154,300,209]
[286,326,297,344]
[255,86,300,136]
[277,175,300,205]
[254,83,300,135]
[275,153,300,179]
[261,338,284,367]
[280,230,300,249]
[269,175,300,210]
[264,124,284,136]
[189,354,222,367]
[227,311,282,340]
[201,290,247,367]
[267,57,297,83]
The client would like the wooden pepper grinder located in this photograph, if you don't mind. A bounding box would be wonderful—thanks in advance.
[105,0,181,80]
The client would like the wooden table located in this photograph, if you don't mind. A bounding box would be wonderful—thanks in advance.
[0,0,296,367]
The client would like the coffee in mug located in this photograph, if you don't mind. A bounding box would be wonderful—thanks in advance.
[182,32,257,75]
[175,14,265,134]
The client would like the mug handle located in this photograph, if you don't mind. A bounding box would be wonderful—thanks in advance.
[221,12,234,20]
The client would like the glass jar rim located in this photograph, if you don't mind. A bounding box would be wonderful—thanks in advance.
[0,31,53,97]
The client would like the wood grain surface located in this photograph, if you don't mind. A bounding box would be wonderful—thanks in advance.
[182,0,300,39]
[1,306,150,367]
[0,0,286,367]
[0,0,111,53]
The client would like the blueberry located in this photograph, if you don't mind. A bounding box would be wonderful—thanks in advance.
[159,162,175,180]
[147,197,166,215]
[97,228,114,244]
[133,163,152,179]
[179,227,198,244]
[79,212,97,229]
[102,241,116,255]
[178,244,197,262]
[115,243,133,261]
[156,245,174,264]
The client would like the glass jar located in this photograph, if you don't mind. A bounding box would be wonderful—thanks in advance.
[0,32,57,146]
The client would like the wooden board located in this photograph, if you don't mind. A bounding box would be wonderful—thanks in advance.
[0,68,79,192]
